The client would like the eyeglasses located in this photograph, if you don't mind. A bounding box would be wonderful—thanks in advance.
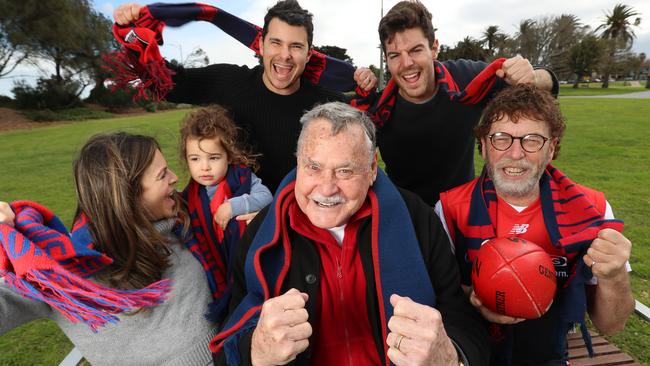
[487,132,550,153]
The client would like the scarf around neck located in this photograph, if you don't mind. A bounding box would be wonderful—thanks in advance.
[183,164,251,320]
[350,58,506,127]
[209,169,435,366]
[459,164,624,359]
[107,2,357,101]
[0,201,171,331]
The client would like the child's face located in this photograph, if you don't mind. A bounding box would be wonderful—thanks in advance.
[186,137,229,186]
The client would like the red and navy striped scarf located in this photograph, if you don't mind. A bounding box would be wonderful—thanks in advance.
[0,201,171,331]
[107,3,357,101]
[182,164,251,321]
[457,165,624,360]
[209,169,435,366]
[350,58,506,127]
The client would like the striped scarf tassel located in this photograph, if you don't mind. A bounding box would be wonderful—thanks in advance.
[2,266,171,331]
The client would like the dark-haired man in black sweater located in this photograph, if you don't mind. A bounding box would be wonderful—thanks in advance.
[375,1,558,206]
[114,0,376,193]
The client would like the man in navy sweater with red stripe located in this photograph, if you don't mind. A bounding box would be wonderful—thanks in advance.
[114,1,377,193]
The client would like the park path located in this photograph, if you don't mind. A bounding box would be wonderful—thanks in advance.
[562,90,650,99]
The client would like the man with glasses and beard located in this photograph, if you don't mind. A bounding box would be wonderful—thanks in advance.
[435,85,634,366]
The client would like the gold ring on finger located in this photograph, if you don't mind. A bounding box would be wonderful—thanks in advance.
[395,334,404,351]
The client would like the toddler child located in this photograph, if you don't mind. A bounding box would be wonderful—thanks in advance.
[179,106,272,318]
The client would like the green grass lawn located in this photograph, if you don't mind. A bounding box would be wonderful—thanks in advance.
[1,101,649,365]
[559,82,647,96]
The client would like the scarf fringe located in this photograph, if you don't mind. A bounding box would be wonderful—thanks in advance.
[103,50,174,102]
[2,267,171,331]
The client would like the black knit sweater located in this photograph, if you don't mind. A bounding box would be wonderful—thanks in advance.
[377,59,506,206]
[166,63,343,192]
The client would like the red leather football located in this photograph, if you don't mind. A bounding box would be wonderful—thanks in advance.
[471,237,557,319]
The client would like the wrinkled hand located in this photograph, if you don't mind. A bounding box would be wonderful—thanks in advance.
[251,288,311,366]
[469,289,525,325]
[235,211,258,225]
[0,202,15,227]
[584,228,631,281]
[354,67,378,92]
[214,202,232,230]
[113,3,143,25]
[495,55,536,86]
[386,294,458,366]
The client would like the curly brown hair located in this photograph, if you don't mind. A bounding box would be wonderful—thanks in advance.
[179,105,260,171]
[476,85,566,159]
[378,1,436,53]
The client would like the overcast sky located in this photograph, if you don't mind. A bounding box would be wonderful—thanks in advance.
[1,0,649,96]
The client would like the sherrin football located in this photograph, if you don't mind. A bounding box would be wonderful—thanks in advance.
[471,237,557,319]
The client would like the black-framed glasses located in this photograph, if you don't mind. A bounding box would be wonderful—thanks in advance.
[487,132,550,153]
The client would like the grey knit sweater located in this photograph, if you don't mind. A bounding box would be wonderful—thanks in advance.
[0,219,217,366]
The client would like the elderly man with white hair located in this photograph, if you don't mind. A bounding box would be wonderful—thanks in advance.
[210,102,489,366]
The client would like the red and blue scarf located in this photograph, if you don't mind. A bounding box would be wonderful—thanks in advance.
[183,164,252,321]
[350,58,506,127]
[107,3,358,101]
[453,165,624,361]
[0,201,171,331]
[209,169,435,366]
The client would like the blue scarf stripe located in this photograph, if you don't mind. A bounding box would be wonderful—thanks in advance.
[539,172,563,245]
[553,193,587,204]
[557,215,607,228]
[562,240,595,254]
[468,177,494,226]
[69,225,94,252]
[373,171,436,323]
[223,169,252,269]
[464,237,489,250]
[243,170,296,297]
[217,174,293,361]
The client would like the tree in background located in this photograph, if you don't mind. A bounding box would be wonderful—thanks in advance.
[621,51,646,80]
[438,37,487,61]
[596,3,641,88]
[546,15,586,80]
[568,34,604,88]
[4,0,114,109]
[514,19,543,63]
[313,45,354,65]
[168,47,210,68]
[0,1,33,78]
[481,25,504,59]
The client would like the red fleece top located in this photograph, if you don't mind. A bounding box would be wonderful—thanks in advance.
[289,201,382,366]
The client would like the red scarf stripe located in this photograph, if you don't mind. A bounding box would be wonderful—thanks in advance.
[367,190,390,366]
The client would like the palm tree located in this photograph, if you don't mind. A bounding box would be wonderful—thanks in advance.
[515,19,540,63]
[548,14,583,79]
[596,3,641,88]
[481,25,501,57]
[455,37,487,61]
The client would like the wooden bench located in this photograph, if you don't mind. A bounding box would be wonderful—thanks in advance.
[568,331,641,366]
[59,300,650,366]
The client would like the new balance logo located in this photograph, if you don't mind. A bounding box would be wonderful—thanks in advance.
[509,224,529,235]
